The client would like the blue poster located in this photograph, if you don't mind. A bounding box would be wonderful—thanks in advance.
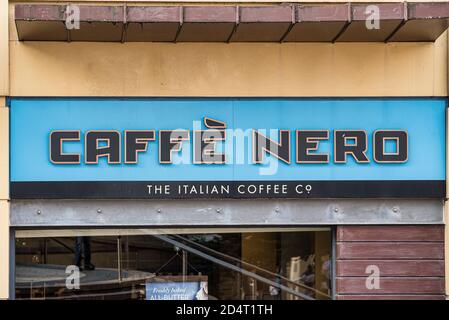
[146,281,208,300]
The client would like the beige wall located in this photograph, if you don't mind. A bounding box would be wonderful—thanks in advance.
[8,1,449,97]
[0,0,8,300]
[0,103,7,202]
[1,1,8,96]
[0,101,8,300]
[0,200,9,300]
[8,40,449,97]
[0,104,8,289]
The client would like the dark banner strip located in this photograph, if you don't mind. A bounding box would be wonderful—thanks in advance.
[10,180,446,199]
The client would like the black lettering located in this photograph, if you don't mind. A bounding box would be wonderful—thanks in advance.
[194,130,226,164]
[253,130,290,164]
[85,131,120,164]
[296,130,329,163]
[204,117,226,129]
[125,130,155,164]
[334,130,369,163]
[50,130,80,164]
[159,130,189,164]
[374,130,408,163]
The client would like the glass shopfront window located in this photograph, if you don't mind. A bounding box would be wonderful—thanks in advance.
[14,228,333,300]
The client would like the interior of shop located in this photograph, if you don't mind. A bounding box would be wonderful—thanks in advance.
[14,228,332,300]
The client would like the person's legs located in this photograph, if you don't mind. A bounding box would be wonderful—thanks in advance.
[83,237,95,270]
[83,237,91,264]
[74,237,83,267]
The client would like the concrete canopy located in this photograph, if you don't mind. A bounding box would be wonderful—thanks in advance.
[14,2,449,42]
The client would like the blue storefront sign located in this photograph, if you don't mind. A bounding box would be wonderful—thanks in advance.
[9,98,446,198]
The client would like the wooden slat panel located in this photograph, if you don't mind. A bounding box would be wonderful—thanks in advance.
[337,225,444,242]
[337,277,445,294]
[337,242,444,260]
[336,260,445,277]
[335,226,446,298]
[337,294,446,300]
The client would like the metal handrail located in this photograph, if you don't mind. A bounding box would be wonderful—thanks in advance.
[172,234,331,299]
[152,234,315,300]
[49,238,75,254]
